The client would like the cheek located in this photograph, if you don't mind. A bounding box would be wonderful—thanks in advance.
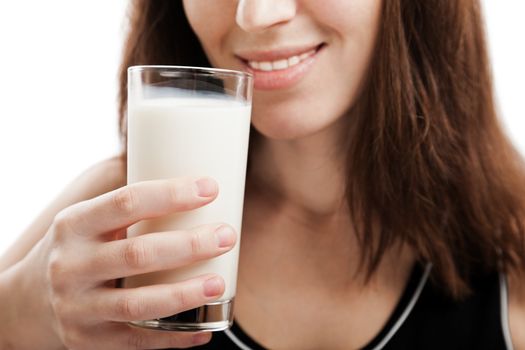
[305,0,381,31]
[182,0,235,65]
[312,0,382,104]
[309,0,382,61]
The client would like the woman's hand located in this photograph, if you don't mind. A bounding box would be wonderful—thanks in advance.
[0,176,236,349]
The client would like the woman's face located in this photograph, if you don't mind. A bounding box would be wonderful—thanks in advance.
[182,0,382,140]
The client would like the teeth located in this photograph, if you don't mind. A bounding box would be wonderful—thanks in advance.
[247,48,317,72]
[288,55,300,66]
[272,59,288,70]
[259,62,273,71]
[299,49,315,60]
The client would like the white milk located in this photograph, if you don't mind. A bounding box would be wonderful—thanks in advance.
[125,96,251,301]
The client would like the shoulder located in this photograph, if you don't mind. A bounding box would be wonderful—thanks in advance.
[69,155,126,199]
[508,269,525,349]
[0,155,126,271]
[51,155,126,208]
[36,154,127,226]
[29,155,126,235]
[83,155,125,179]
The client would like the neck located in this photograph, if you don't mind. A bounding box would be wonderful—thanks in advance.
[242,115,415,291]
[243,114,361,286]
[247,114,352,219]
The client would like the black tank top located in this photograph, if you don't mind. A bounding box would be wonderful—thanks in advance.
[193,263,513,349]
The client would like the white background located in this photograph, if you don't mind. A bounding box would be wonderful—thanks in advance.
[0,1,524,255]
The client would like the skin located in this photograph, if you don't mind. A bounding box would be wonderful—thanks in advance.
[0,0,523,349]
[0,159,232,349]
[182,0,418,347]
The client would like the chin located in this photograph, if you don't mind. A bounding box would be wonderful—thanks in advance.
[253,123,311,140]
[250,109,330,141]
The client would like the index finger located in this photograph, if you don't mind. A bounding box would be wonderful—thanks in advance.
[55,176,218,238]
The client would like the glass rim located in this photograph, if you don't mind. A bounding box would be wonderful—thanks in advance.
[128,65,252,79]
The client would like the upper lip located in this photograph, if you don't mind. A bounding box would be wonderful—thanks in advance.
[235,43,322,62]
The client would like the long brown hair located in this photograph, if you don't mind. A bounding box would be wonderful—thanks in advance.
[118,0,525,297]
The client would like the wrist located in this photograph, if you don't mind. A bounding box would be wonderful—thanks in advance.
[0,261,64,349]
[0,264,22,348]
[0,269,16,349]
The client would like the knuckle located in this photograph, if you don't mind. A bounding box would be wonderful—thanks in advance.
[167,180,184,205]
[122,239,150,269]
[50,294,67,318]
[168,179,195,211]
[52,208,76,237]
[61,330,81,349]
[171,287,193,311]
[51,298,77,340]
[189,231,206,257]
[172,287,189,310]
[116,295,144,321]
[113,187,136,215]
[47,251,68,293]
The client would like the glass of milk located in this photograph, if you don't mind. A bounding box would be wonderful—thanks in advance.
[125,66,252,331]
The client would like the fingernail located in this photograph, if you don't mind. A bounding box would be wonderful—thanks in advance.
[203,276,223,297]
[215,225,236,248]
[192,332,211,344]
[195,177,218,197]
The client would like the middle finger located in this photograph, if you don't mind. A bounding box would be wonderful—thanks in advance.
[85,223,236,281]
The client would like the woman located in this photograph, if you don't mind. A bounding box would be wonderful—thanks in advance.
[0,0,524,349]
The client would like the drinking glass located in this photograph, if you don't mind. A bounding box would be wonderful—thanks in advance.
[125,65,253,331]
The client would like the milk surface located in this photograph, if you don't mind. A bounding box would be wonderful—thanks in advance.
[125,95,251,301]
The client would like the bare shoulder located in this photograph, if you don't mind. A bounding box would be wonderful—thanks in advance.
[47,155,127,210]
[66,155,127,200]
[508,269,525,349]
[84,155,125,178]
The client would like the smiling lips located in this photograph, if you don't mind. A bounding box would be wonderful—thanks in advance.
[236,44,324,90]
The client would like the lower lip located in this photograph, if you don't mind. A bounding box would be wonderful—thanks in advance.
[241,46,324,91]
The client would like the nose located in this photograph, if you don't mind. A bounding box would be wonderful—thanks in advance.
[236,0,297,32]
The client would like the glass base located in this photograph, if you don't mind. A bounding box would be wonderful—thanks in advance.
[129,298,234,332]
